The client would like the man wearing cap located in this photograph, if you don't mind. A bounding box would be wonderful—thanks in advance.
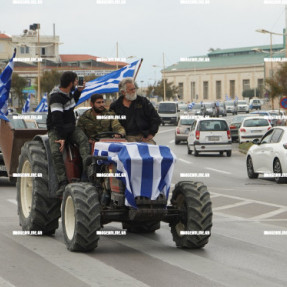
[77,94,125,142]
[109,78,161,144]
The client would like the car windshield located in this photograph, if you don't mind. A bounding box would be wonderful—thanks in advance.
[218,103,224,107]
[238,101,247,105]
[158,103,176,113]
[225,102,234,106]
[180,119,195,125]
[231,115,252,123]
[204,103,213,108]
[192,104,202,109]
[243,119,269,127]
[199,120,228,131]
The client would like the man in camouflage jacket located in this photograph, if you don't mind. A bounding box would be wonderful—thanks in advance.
[77,94,125,141]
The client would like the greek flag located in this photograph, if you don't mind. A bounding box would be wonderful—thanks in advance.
[94,142,176,208]
[76,59,141,106]
[188,102,195,109]
[35,92,48,112]
[22,94,31,113]
[0,49,16,121]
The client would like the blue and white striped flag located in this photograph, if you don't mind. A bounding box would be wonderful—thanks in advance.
[76,59,141,106]
[22,94,31,113]
[188,102,195,110]
[0,49,16,121]
[94,142,176,208]
[35,92,48,112]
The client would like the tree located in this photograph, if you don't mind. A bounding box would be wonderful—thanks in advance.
[11,73,27,109]
[265,62,287,109]
[37,69,62,94]
[146,80,178,101]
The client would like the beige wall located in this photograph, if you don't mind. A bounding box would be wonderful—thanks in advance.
[165,65,264,103]
[0,38,12,60]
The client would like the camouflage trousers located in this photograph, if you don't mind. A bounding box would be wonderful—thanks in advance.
[48,127,90,183]
[126,134,156,145]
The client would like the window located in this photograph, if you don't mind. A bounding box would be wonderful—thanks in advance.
[203,81,208,99]
[20,46,25,54]
[191,82,195,101]
[230,80,235,99]
[178,82,183,99]
[270,129,283,143]
[261,130,274,144]
[25,46,29,53]
[216,81,221,99]
[257,79,264,97]
[41,48,46,56]
[243,79,250,91]
[20,46,29,54]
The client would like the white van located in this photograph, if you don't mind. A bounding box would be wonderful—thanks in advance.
[158,102,179,126]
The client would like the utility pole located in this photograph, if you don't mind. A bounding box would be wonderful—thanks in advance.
[37,24,41,104]
[163,52,166,101]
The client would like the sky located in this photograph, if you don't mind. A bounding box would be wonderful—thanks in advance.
[1,0,287,86]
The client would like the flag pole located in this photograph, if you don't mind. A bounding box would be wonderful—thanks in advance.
[133,58,143,81]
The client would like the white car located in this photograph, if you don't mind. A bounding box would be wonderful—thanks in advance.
[246,127,287,183]
[187,118,232,156]
[239,117,272,143]
[237,100,249,113]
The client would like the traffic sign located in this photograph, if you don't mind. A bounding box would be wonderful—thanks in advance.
[280,97,287,109]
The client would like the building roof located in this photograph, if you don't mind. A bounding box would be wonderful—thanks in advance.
[164,44,285,72]
[60,54,127,66]
[0,33,11,39]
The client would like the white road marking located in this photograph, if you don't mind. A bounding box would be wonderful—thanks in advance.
[169,139,175,143]
[157,128,175,134]
[206,167,232,175]
[7,199,17,205]
[178,158,191,164]
[250,208,287,220]
[0,277,16,287]
[213,201,251,211]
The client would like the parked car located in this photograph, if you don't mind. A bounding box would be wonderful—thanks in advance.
[239,117,272,143]
[249,99,261,110]
[229,114,254,142]
[189,103,204,115]
[203,102,217,117]
[178,103,188,113]
[237,100,249,113]
[218,102,227,117]
[175,118,195,144]
[158,102,179,125]
[225,100,238,115]
[187,118,232,156]
[246,127,287,183]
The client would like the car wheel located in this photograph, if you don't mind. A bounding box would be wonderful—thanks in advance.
[246,156,259,179]
[273,159,287,184]
[175,140,180,145]
[219,151,223,156]
[187,145,192,155]
[226,150,232,157]
[193,147,199,156]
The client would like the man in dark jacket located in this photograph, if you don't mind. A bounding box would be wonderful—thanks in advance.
[110,78,161,144]
[47,71,90,197]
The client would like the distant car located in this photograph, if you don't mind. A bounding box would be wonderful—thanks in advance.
[237,100,249,113]
[178,103,188,113]
[158,102,179,126]
[250,111,277,126]
[189,103,204,115]
[225,101,238,115]
[239,117,272,143]
[249,99,261,110]
[267,110,287,126]
[187,118,232,156]
[246,127,287,183]
[229,114,254,142]
[74,107,90,120]
[203,102,217,117]
[175,118,195,144]
[217,102,227,117]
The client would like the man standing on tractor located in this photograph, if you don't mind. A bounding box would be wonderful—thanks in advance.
[109,78,161,144]
[77,93,125,143]
[47,71,90,198]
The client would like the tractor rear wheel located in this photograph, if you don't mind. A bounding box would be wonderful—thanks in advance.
[17,140,61,235]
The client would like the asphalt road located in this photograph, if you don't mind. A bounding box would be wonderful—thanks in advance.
[0,122,286,287]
